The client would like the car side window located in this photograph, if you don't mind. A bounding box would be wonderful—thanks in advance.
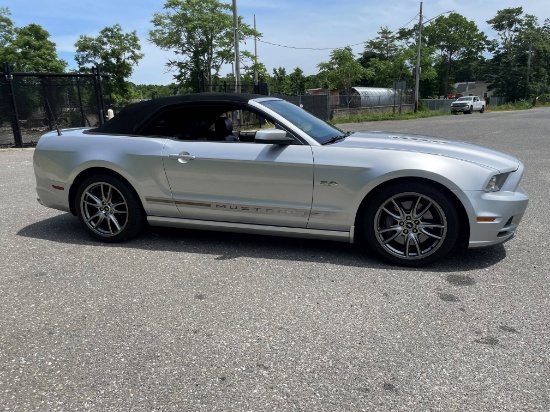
[137,104,297,144]
[138,108,211,140]
[218,108,288,143]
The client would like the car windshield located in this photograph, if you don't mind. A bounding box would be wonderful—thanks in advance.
[457,97,473,101]
[259,99,344,144]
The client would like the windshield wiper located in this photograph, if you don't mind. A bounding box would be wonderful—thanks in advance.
[322,132,351,145]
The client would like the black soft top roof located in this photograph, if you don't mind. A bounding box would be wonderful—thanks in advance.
[91,92,274,134]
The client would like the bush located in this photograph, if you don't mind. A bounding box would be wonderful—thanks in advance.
[491,99,532,111]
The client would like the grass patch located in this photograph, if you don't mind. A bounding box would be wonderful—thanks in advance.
[331,109,448,125]
[490,99,532,111]
[330,100,549,124]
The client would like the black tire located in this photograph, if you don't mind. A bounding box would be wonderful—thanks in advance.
[480,105,485,113]
[75,174,145,242]
[468,106,473,114]
[363,182,459,267]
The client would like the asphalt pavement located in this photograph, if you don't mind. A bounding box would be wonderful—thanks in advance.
[1,108,549,411]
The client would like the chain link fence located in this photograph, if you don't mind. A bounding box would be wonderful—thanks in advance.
[422,96,508,111]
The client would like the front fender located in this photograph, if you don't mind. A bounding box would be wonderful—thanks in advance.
[308,147,494,231]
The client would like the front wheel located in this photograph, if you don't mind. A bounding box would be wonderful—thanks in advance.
[363,183,459,267]
[468,106,473,114]
[75,174,145,242]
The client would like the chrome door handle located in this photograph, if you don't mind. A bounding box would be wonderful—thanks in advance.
[169,153,196,163]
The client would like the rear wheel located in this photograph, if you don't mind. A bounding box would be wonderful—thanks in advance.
[75,174,145,242]
[480,105,485,113]
[363,183,459,266]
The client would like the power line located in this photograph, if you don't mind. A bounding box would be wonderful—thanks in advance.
[256,39,364,51]
[256,13,420,52]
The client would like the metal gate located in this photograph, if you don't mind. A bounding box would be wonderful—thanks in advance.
[1,63,111,147]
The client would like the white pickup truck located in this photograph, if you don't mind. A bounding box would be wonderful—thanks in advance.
[450,96,486,114]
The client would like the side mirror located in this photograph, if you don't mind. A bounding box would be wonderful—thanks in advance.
[255,128,294,145]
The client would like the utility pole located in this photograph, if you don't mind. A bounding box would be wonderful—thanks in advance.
[254,15,258,87]
[232,0,241,93]
[526,42,532,101]
[414,1,423,113]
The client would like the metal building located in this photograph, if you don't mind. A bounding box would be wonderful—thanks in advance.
[349,87,397,107]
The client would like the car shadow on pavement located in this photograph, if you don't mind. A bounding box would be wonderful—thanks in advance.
[17,213,506,272]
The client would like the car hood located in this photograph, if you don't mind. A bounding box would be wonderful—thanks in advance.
[333,132,520,172]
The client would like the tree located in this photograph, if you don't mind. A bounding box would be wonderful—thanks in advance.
[0,7,15,64]
[487,7,549,101]
[423,13,487,98]
[0,7,14,47]
[364,27,399,60]
[149,0,260,89]
[129,83,181,101]
[288,67,306,95]
[242,61,270,85]
[358,27,417,89]
[365,53,410,88]
[317,47,371,93]
[75,24,143,103]
[271,67,290,94]
[395,25,440,98]
[2,23,66,72]
[487,7,524,60]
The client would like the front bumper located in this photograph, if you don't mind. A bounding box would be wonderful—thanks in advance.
[451,106,470,112]
[463,188,529,248]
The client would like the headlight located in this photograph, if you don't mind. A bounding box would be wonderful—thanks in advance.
[484,173,509,192]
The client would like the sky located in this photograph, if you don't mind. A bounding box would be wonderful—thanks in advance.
[2,0,549,85]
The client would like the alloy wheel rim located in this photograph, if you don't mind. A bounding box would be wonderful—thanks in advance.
[80,182,128,236]
[374,192,447,260]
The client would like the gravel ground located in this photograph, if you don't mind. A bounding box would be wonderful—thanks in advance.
[0,108,549,411]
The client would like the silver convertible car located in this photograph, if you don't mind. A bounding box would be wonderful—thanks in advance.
[33,93,528,266]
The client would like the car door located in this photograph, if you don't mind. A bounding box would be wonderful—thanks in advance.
[474,97,482,110]
[162,140,314,228]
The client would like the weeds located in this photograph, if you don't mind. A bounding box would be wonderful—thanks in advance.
[489,100,532,111]
[331,109,448,125]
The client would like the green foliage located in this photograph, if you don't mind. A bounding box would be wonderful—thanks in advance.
[0,7,14,67]
[317,47,371,92]
[271,67,289,94]
[490,99,532,111]
[357,27,413,89]
[129,83,183,101]
[0,6,14,48]
[288,67,306,95]
[486,7,550,102]
[75,24,143,104]
[331,109,448,125]
[1,21,66,72]
[242,61,270,85]
[364,27,398,60]
[389,25,439,97]
[149,0,260,90]
[423,13,487,97]
[303,73,331,90]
